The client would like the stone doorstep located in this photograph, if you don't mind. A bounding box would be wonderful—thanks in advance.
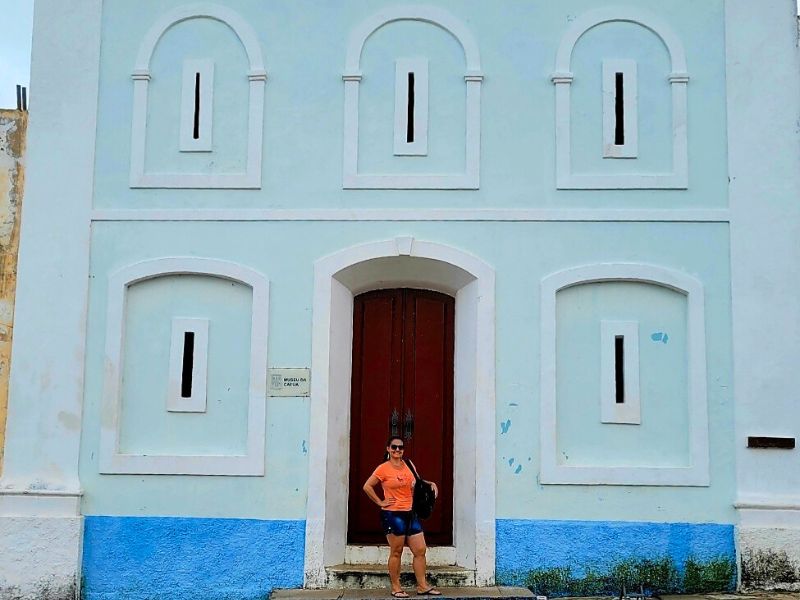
[271,587,534,600]
[326,564,478,589]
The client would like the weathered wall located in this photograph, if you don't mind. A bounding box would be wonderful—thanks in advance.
[726,0,800,591]
[0,110,26,475]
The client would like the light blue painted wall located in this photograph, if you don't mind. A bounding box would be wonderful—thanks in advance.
[92,0,727,209]
[79,221,734,523]
[556,282,689,468]
[120,275,252,455]
[145,18,250,174]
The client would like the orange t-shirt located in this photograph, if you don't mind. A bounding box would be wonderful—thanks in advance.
[371,460,415,511]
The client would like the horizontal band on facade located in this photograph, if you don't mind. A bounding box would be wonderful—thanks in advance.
[90,208,731,223]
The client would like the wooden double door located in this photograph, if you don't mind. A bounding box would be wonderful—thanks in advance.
[347,288,454,546]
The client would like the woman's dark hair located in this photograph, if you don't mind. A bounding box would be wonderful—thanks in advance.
[383,435,404,461]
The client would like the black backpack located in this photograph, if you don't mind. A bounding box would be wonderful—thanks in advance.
[404,459,436,519]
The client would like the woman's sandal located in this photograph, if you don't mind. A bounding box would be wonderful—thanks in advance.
[417,588,442,596]
[391,591,410,598]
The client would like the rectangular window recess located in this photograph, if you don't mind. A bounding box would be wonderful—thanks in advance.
[600,321,641,424]
[614,335,625,403]
[747,436,796,449]
[180,59,214,152]
[167,318,209,413]
[602,59,638,159]
[614,73,625,146]
[394,58,428,156]
[181,331,195,397]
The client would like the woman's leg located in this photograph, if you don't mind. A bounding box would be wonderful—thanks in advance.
[386,533,406,594]
[406,532,433,592]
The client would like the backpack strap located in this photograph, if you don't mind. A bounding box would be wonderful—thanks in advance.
[404,458,421,482]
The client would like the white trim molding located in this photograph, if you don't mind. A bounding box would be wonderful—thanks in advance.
[394,57,429,156]
[180,59,215,152]
[304,237,496,587]
[90,207,731,223]
[602,59,638,159]
[552,8,689,189]
[600,320,641,425]
[342,5,482,190]
[167,317,210,413]
[129,3,266,188]
[99,257,269,476]
[540,263,709,486]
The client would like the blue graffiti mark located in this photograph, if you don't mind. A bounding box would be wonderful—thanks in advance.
[500,419,512,434]
[528,457,532,461]
[301,440,307,455]
[509,402,519,407]
[514,465,523,474]
[508,458,515,466]
[651,332,669,344]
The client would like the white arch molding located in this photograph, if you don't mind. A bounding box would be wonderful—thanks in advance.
[342,6,483,190]
[551,8,690,189]
[129,3,267,189]
[539,263,709,486]
[304,237,496,587]
[99,257,270,475]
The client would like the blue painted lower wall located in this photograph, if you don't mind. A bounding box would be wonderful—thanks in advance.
[496,519,736,596]
[82,516,305,600]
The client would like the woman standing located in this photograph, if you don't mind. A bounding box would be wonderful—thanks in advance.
[363,436,441,598]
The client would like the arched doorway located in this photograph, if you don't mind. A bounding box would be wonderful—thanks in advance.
[303,237,496,588]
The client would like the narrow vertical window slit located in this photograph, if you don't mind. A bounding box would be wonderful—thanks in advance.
[614,335,625,403]
[407,72,415,143]
[181,331,195,398]
[193,73,201,140]
[614,72,625,146]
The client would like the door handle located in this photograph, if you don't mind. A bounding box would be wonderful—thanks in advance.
[404,410,414,440]
[390,408,400,436]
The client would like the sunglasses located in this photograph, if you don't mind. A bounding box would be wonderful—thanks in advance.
[390,444,405,451]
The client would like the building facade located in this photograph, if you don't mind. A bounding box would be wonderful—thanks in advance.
[1,1,799,598]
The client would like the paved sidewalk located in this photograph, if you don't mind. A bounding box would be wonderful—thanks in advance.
[563,593,800,600]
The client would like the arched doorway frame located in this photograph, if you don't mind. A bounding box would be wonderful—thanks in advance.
[303,237,496,587]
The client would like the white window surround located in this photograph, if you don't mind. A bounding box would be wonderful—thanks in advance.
[99,257,269,476]
[303,237,496,587]
[180,59,214,152]
[602,59,638,159]
[167,317,209,413]
[130,3,267,189]
[342,5,483,190]
[552,8,689,189]
[540,263,709,486]
[600,320,641,424]
[394,58,429,156]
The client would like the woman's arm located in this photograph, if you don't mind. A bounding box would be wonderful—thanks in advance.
[363,475,395,508]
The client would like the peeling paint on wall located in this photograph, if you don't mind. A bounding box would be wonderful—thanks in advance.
[0,109,26,475]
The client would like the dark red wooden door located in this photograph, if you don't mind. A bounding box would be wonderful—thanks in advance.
[348,288,454,546]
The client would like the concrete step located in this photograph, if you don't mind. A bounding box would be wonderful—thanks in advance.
[271,586,534,600]
[326,564,477,589]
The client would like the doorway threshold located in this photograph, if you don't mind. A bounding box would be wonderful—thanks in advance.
[345,544,457,567]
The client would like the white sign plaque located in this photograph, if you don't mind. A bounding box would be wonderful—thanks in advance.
[268,368,311,397]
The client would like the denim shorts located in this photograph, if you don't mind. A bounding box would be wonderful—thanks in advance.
[380,510,424,537]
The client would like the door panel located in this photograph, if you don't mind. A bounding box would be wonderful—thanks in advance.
[348,288,454,545]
